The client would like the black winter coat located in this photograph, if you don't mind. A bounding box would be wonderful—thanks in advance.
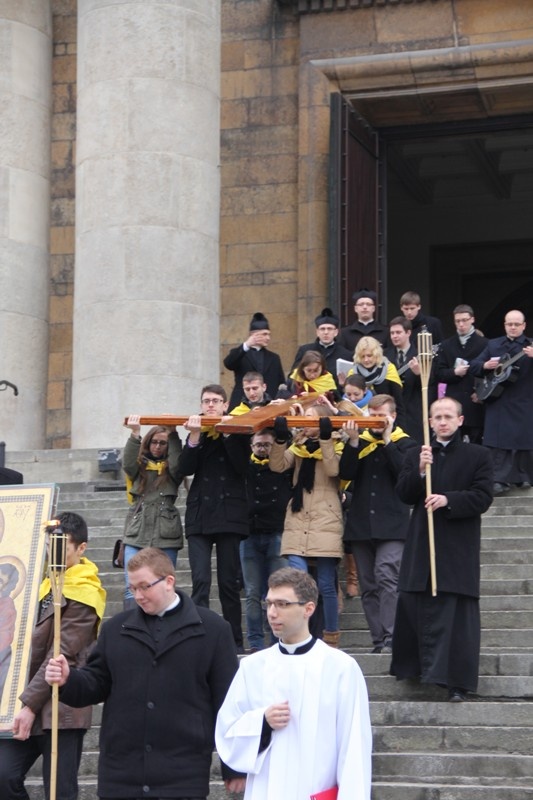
[469,333,533,450]
[290,339,353,387]
[339,432,417,541]
[179,433,250,537]
[338,320,388,352]
[396,434,493,597]
[59,593,239,799]
[247,458,293,534]
[435,331,488,429]
[224,345,285,408]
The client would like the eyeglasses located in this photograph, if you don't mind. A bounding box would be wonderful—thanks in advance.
[150,440,168,447]
[252,442,272,449]
[505,322,524,327]
[127,576,166,594]
[261,599,307,611]
[201,398,225,405]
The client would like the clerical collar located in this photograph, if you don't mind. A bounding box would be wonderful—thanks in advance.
[358,319,374,326]
[435,439,451,447]
[157,593,180,617]
[278,635,316,655]
[318,341,334,350]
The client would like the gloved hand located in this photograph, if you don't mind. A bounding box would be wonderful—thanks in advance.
[273,416,290,443]
[319,416,332,440]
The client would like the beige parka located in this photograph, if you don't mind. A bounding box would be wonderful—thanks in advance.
[269,437,344,559]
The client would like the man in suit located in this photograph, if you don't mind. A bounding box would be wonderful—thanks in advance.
[385,316,425,443]
[224,313,285,408]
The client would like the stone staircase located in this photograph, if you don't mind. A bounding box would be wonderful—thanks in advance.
[25,482,533,800]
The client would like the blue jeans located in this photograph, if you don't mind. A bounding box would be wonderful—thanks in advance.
[240,534,287,649]
[287,555,339,632]
[123,544,178,600]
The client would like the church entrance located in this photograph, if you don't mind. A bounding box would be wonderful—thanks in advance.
[329,98,533,338]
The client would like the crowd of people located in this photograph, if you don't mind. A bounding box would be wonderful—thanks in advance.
[1,290,532,800]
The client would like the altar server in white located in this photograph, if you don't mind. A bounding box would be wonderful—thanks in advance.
[215,567,372,800]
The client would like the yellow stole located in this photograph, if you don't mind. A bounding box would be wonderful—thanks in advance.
[289,369,337,394]
[126,459,167,504]
[250,454,269,466]
[358,426,409,459]
[39,557,107,628]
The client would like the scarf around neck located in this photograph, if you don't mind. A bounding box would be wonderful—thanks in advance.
[39,557,106,627]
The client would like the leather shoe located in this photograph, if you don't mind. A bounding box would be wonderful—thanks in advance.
[448,688,467,702]
[493,482,510,495]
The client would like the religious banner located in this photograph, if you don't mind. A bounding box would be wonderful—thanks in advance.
[0,484,58,736]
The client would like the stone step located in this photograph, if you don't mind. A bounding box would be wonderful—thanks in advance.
[373,751,533,784]
[482,550,533,565]
[372,783,533,800]
[365,674,533,700]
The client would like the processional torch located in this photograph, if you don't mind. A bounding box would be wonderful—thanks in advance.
[417,331,437,597]
[45,520,68,800]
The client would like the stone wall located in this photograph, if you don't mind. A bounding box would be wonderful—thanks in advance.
[219,1,301,389]
[48,0,77,447]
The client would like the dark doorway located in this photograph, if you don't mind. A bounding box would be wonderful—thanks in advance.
[384,120,533,337]
[330,95,533,337]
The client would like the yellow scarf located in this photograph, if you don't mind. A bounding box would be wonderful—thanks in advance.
[126,460,167,504]
[230,402,250,416]
[250,454,269,466]
[289,440,349,491]
[290,440,345,460]
[39,557,107,627]
[289,369,337,395]
[201,426,220,440]
[358,426,409,459]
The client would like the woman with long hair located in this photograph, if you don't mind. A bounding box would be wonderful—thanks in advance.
[289,350,338,401]
[269,404,344,647]
[122,416,184,608]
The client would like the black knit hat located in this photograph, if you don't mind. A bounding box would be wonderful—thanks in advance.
[314,307,339,327]
[352,289,377,304]
[249,312,270,331]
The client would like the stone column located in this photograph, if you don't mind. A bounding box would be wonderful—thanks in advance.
[72,0,221,447]
[0,3,52,449]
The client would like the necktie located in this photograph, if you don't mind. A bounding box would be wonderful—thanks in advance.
[398,350,405,367]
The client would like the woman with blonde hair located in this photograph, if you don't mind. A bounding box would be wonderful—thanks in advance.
[348,336,405,421]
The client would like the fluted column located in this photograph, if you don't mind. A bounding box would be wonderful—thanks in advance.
[0,3,52,449]
[72,0,221,447]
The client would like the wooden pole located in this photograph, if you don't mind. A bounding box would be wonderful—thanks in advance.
[123,414,386,433]
[46,521,68,800]
[417,331,437,597]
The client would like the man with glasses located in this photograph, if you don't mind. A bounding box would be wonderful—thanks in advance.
[241,429,292,652]
[179,384,250,651]
[435,304,488,444]
[215,567,372,800]
[45,547,245,800]
[470,309,533,493]
[338,289,388,352]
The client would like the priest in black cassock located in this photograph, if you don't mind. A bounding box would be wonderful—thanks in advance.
[390,397,493,702]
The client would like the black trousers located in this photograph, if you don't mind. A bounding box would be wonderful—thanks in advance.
[0,729,85,800]
[187,533,243,648]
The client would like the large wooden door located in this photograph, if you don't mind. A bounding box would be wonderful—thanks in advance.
[329,93,386,325]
